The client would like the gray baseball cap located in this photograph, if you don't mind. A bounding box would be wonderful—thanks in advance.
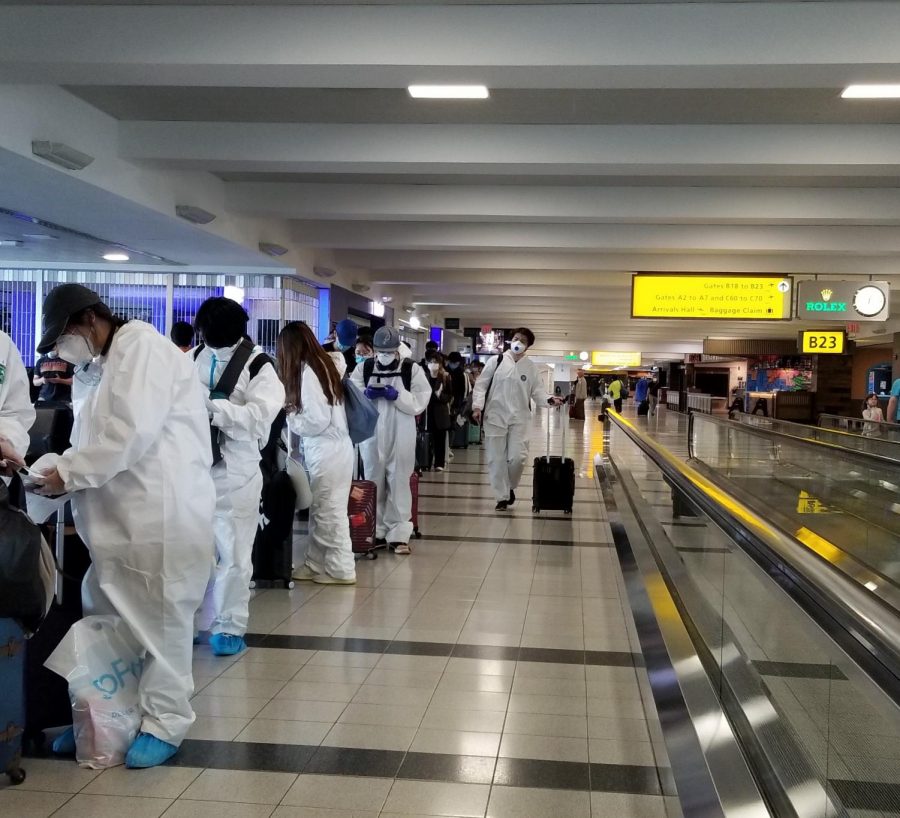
[37,284,101,353]
[373,326,401,351]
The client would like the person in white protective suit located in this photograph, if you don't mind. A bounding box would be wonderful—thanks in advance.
[32,284,215,769]
[0,330,36,477]
[351,326,430,554]
[192,297,285,657]
[277,321,356,584]
[471,327,562,511]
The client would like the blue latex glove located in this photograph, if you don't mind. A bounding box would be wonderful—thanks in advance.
[383,385,400,401]
[365,386,383,400]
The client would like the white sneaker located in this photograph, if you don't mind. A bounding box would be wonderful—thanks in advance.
[312,574,357,585]
[292,565,319,582]
[436,466,445,472]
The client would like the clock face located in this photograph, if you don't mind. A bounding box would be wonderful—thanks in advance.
[853,285,886,317]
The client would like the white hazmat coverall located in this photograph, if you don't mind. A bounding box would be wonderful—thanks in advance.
[193,341,285,637]
[351,356,431,544]
[288,357,355,580]
[0,331,35,461]
[472,351,553,503]
[56,321,215,745]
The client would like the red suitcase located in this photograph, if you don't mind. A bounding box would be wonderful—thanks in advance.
[410,471,422,539]
[349,479,380,559]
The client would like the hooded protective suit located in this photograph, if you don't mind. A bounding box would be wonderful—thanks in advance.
[287,355,355,580]
[55,321,215,745]
[193,341,285,637]
[472,350,553,503]
[351,354,431,543]
[0,331,35,460]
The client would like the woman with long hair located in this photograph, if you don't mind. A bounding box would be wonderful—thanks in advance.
[277,321,356,584]
[424,352,453,471]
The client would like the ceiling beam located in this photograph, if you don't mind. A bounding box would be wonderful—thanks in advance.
[227,183,900,225]
[121,123,900,177]
[2,3,899,88]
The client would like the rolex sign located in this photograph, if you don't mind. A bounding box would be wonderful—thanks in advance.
[796,280,890,322]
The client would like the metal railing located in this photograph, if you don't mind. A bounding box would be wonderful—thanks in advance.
[735,410,900,460]
[819,412,900,444]
[603,410,900,818]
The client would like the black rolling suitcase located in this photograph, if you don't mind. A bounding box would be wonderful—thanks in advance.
[450,418,469,450]
[637,399,650,416]
[415,423,432,472]
[532,417,575,515]
[0,619,26,784]
[26,505,89,753]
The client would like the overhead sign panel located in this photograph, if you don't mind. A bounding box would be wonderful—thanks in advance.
[796,280,890,322]
[798,330,845,355]
[591,350,642,368]
[632,274,792,320]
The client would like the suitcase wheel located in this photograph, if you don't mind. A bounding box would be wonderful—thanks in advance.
[7,767,26,785]
[287,581,295,590]
[414,528,422,540]
[532,506,540,514]
[564,509,572,515]
[366,551,378,560]
[249,580,257,589]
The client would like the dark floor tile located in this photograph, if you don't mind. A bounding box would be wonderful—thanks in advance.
[330,637,392,654]
[590,762,662,796]
[585,650,642,668]
[245,633,389,655]
[518,646,585,665]
[675,546,732,554]
[386,640,454,657]
[753,660,846,680]
[493,757,590,791]
[830,779,900,812]
[452,644,520,661]
[398,752,496,785]
[304,745,406,778]
[168,739,314,773]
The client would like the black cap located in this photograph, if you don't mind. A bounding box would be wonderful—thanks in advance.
[37,284,101,353]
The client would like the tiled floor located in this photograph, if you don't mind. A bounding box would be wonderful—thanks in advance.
[6,407,680,818]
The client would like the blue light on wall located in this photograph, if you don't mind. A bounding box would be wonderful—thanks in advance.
[317,287,331,343]
[430,326,444,348]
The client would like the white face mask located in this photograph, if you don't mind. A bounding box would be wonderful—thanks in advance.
[56,332,95,366]
[510,340,527,355]
[376,352,397,367]
[427,362,440,375]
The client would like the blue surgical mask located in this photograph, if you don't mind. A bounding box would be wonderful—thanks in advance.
[448,362,459,370]
[355,354,369,365]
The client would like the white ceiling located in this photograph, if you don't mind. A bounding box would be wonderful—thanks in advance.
[1,1,900,356]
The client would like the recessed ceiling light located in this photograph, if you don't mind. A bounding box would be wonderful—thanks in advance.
[103,252,130,262]
[408,85,489,100]
[22,233,57,240]
[841,84,900,99]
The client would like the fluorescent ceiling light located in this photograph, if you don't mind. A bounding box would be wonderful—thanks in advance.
[841,84,900,99]
[103,252,130,262]
[408,85,489,100]
[409,315,422,329]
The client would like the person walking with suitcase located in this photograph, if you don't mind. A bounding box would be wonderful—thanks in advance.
[192,298,285,657]
[471,328,563,511]
[352,327,431,554]
[572,371,588,420]
[278,322,357,584]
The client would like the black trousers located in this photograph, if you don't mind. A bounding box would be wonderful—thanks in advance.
[431,429,448,468]
[613,398,623,413]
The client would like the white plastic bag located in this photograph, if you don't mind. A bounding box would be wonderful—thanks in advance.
[45,615,145,769]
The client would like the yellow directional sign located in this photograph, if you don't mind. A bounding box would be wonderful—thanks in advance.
[591,351,642,368]
[799,330,845,354]
[632,274,792,320]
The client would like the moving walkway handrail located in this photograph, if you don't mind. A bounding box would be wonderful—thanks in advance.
[607,410,900,706]
[690,410,900,469]
[819,411,900,439]
[735,411,900,458]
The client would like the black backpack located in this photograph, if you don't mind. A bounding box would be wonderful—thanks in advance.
[362,357,414,391]
[194,340,275,464]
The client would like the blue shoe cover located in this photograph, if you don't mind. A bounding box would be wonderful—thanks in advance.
[51,725,76,755]
[125,732,178,769]
[209,633,246,656]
